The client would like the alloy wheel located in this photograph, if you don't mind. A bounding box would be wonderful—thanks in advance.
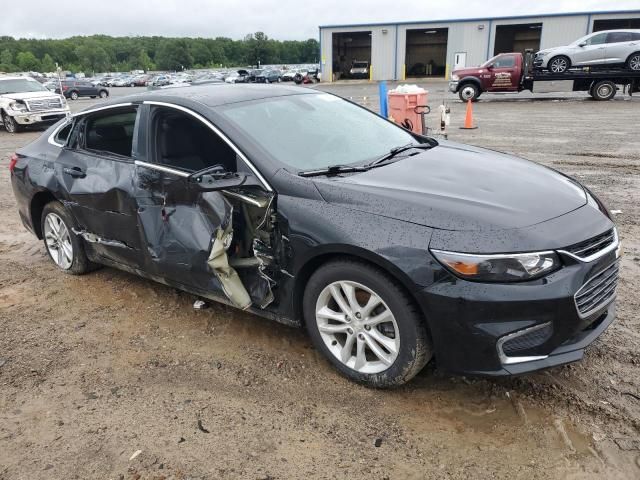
[629,54,640,71]
[43,212,73,269]
[315,280,400,374]
[550,57,568,73]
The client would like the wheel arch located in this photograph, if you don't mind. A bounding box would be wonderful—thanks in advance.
[30,190,58,239]
[457,77,482,92]
[625,51,640,65]
[291,245,430,331]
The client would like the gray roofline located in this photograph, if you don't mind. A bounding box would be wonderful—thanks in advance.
[318,9,640,30]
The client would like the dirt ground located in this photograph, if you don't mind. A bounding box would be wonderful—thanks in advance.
[0,85,639,480]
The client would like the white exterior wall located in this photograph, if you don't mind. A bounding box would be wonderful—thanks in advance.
[319,11,640,82]
[319,25,397,82]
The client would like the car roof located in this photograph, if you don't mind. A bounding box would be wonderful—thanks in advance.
[83,84,319,110]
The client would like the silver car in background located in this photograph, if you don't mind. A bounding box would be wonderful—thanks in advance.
[535,29,640,73]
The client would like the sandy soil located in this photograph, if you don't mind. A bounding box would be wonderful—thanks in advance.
[0,87,638,479]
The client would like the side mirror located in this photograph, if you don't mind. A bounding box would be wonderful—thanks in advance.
[190,167,247,191]
[486,64,494,70]
[578,42,587,47]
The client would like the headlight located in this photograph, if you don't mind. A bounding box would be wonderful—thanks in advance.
[9,101,28,112]
[451,74,459,81]
[431,249,560,282]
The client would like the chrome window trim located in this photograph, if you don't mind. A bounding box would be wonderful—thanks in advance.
[71,102,134,117]
[134,160,190,178]
[496,322,551,365]
[143,100,273,192]
[47,119,72,147]
[573,262,618,319]
[558,228,619,263]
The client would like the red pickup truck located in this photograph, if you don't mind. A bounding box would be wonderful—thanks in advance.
[449,51,640,102]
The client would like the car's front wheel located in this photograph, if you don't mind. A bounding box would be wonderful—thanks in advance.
[41,201,96,275]
[99,90,108,99]
[548,55,570,73]
[304,259,432,387]
[70,91,79,100]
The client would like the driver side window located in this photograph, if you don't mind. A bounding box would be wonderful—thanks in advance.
[151,106,238,173]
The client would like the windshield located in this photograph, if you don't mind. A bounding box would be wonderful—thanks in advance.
[0,78,49,94]
[219,93,418,171]
[352,62,368,69]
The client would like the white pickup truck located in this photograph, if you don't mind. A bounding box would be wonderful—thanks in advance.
[0,76,70,133]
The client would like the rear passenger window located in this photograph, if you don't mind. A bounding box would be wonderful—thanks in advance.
[606,32,632,43]
[84,109,137,158]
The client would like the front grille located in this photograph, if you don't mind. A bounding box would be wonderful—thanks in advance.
[25,97,63,112]
[502,323,553,356]
[575,262,619,317]
[564,228,616,260]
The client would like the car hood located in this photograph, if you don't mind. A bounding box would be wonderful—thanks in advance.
[313,141,587,231]
[1,91,62,101]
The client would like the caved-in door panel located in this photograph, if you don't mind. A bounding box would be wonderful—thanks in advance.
[55,148,142,264]
[134,165,231,293]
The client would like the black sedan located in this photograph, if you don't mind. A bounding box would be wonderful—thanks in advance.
[9,85,620,387]
[55,80,109,100]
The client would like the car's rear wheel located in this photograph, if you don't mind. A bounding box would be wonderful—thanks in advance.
[41,201,96,275]
[548,55,570,73]
[99,90,108,99]
[590,80,617,101]
[627,53,640,71]
[304,259,432,387]
[70,91,79,100]
[2,113,20,133]
[458,83,480,102]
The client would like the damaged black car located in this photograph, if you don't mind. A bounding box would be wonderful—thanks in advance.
[10,85,620,387]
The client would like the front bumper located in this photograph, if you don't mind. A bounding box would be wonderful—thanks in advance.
[418,246,619,376]
[11,109,69,126]
[448,81,459,93]
[533,55,548,69]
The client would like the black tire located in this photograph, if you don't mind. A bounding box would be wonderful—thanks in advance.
[40,201,99,275]
[70,91,79,100]
[99,90,108,99]
[458,83,480,102]
[590,80,617,101]
[304,259,432,388]
[90,96,96,99]
[626,52,640,72]
[2,112,21,133]
[548,55,570,73]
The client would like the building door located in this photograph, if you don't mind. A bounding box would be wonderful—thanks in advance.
[453,52,467,70]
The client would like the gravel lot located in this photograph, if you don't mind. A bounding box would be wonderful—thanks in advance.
[0,83,639,479]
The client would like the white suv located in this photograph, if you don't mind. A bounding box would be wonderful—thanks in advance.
[0,76,70,133]
[535,30,640,73]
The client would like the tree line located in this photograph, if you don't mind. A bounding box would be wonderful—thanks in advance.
[0,32,319,74]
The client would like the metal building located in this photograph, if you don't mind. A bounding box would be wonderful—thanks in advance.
[319,10,640,81]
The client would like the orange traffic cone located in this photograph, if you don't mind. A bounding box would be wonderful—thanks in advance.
[459,99,478,130]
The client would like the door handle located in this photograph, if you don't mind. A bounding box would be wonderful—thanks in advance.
[63,167,86,178]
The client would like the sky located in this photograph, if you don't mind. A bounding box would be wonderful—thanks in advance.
[3,0,640,40]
